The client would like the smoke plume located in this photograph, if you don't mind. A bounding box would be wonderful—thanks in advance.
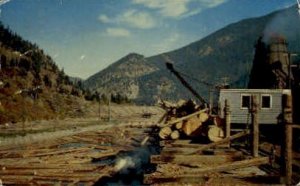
[114,156,136,172]
[263,5,300,44]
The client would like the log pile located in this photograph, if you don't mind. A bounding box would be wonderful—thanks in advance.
[0,124,151,185]
[144,138,272,185]
[158,99,225,142]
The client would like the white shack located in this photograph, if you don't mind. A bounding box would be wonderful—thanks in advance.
[219,89,291,125]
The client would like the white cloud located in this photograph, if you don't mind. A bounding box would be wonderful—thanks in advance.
[185,0,229,18]
[99,9,156,29]
[98,14,111,23]
[132,0,228,18]
[200,0,228,8]
[121,9,156,29]
[80,55,85,60]
[132,0,190,18]
[106,27,130,37]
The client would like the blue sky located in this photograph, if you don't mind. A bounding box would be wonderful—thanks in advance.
[0,0,297,79]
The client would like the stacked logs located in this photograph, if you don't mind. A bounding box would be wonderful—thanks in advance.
[158,99,225,142]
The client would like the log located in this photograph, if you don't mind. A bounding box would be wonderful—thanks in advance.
[175,122,183,130]
[145,157,270,185]
[144,173,278,185]
[207,125,224,142]
[199,112,209,123]
[151,154,236,166]
[182,117,202,136]
[0,163,94,170]
[24,147,92,157]
[158,100,178,109]
[161,147,205,155]
[159,140,191,147]
[292,124,300,129]
[191,130,250,154]
[176,99,187,107]
[0,175,34,185]
[170,130,180,140]
[158,112,167,124]
[159,127,172,139]
[162,142,233,151]
[183,156,269,174]
[165,109,208,126]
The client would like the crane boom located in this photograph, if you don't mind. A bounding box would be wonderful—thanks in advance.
[166,62,208,107]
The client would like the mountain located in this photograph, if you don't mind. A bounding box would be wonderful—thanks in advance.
[84,5,300,105]
[84,53,159,100]
[0,22,87,124]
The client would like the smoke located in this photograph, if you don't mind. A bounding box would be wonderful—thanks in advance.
[114,156,136,172]
[113,136,153,176]
[96,130,161,185]
[263,5,300,44]
[114,136,150,173]
[0,0,11,6]
[113,147,151,175]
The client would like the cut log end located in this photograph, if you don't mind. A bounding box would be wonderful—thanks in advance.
[199,112,209,123]
[182,117,202,137]
[159,127,172,139]
[208,125,224,142]
[170,130,180,140]
[175,122,183,130]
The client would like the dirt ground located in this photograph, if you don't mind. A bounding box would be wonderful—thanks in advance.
[0,104,164,185]
[0,104,299,185]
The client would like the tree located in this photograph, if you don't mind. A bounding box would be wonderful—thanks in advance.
[31,52,43,74]
[43,75,52,87]
[0,55,7,69]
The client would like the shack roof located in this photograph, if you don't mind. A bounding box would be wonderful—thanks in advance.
[219,89,290,94]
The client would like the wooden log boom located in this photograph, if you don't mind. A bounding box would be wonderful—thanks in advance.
[192,130,249,154]
[165,109,208,126]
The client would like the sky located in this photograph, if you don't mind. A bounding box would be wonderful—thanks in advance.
[0,0,297,79]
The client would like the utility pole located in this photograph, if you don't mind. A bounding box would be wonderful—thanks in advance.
[251,95,259,158]
[108,94,111,122]
[98,93,101,120]
[280,92,293,185]
[209,87,213,114]
[224,99,231,147]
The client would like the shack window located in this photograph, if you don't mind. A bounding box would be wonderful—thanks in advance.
[261,95,271,109]
[241,94,251,109]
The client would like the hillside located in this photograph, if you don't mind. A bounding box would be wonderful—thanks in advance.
[84,53,159,100]
[84,5,300,105]
[0,22,87,124]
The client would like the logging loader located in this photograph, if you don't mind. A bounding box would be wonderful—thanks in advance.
[157,58,225,142]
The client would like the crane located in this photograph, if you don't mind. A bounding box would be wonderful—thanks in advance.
[164,55,230,111]
[165,61,208,108]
